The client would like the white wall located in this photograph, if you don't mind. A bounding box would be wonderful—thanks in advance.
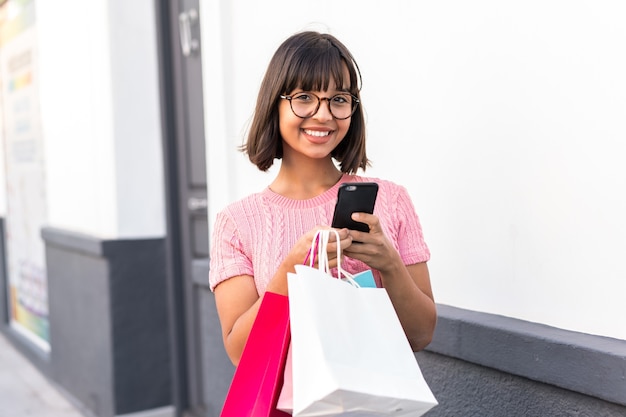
[34,0,164,239]
[0,90,6,216]
[201,0,626,340]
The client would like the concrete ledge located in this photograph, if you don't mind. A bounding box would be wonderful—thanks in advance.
[41,227,163,258]
[41,226,171,417]
[427,304,626,406]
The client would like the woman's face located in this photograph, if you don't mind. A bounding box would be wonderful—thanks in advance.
[278,70,352,164]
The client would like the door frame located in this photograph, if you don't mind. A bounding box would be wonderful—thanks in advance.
[155,2,233,416]
[154,0,198,415]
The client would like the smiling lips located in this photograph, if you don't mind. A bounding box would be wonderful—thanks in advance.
[302,128,334,145]
[303,129,331,137]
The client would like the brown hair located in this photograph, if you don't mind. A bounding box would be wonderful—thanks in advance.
[242,31,370,173]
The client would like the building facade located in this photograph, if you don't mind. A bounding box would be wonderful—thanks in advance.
[1,1,625,416]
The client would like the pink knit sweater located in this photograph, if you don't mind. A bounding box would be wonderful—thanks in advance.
[209,175,430,293]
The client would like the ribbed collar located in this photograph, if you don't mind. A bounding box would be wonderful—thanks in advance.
[261,174,356,209]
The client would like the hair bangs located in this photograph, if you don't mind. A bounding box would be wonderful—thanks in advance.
[283,42,350,94]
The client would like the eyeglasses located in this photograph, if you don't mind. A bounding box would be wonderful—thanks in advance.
[280,91,360,120]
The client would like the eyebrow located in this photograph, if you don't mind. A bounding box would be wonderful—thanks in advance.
[297,87,352,94]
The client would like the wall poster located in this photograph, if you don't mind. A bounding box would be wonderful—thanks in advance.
[0,0,49,350]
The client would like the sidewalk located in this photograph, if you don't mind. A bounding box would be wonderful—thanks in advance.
[0,332,85,417]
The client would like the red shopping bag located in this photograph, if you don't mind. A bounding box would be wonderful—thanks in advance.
[220,291,291,417]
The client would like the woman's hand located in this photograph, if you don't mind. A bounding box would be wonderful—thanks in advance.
[293,227,353,269]
[341,213,401,272]
[266,226,352,295]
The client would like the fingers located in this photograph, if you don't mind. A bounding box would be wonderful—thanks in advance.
[303,227,351,264]
[327,227,351,242]
[351,212,379,233]
[325,229,352,259]
[345,213,381,244]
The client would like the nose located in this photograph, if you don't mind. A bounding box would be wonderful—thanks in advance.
[313,97,334,121]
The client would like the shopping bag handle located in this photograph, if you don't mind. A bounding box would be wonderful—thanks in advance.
[303,235,319,266]
[304,229,360,288]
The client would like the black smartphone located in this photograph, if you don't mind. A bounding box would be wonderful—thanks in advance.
[331,182,379,232]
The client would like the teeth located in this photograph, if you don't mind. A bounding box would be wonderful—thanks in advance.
[304,129,331,137]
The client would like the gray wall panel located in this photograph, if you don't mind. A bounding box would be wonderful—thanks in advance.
[42,227,171,417]
[428,304,626,406]
[199,288,234,416]
[417,350,626,417]
[46,243,114,417]
[194,259,235,417]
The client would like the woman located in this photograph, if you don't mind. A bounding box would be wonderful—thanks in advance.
[209,31,436,366]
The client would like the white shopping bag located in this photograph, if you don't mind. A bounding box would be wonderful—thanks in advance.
[286,230,437,417]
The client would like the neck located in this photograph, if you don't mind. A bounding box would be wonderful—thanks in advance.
[270,157,344,200]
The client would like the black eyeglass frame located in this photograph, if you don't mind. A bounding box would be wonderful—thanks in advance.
[279,91,360,120]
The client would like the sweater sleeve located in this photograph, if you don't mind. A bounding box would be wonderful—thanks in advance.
[393,184,431,265]
[209,209,254,292]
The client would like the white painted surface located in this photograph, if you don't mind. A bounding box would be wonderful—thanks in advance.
[200,0,626,340]
[34,0,165,238]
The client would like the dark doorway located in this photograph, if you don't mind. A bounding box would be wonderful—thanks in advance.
[155,0,234,416]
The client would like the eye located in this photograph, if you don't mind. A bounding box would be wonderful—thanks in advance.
[332,94,351,105]
[293,93,313,102]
